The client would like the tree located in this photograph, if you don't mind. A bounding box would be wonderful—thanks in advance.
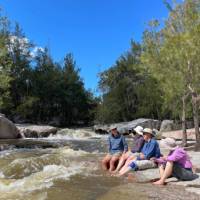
[96,41,163,123]
[60,53,93,125]
[7,23,34,118]
[0,13,12,112]
[142,0,200,147]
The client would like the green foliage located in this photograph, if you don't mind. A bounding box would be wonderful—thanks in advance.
[141,0,200,120]
[96,42,163,123]
[2,1,200,128]
[0,9,97,126]
[0,16,12,111]
[96,0,200,124]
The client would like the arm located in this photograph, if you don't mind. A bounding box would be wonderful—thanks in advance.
[122,135,128,152]
[167,148,185,162]
[108,136,111,153]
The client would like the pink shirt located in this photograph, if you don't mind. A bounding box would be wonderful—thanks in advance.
[167,147,193,169]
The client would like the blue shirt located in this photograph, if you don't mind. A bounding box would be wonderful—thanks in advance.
[108,133,128,154]
[140,138,161,160]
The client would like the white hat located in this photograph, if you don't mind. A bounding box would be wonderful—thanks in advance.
[109,125,117,131]
[160,137,177,150]
[142,128,156,137]
[134,126,143,135]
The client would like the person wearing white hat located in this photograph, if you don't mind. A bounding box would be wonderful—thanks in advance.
[112,126,145,174]
[117,127,161,176]
[102,125,128,172]
[153,137,197,185]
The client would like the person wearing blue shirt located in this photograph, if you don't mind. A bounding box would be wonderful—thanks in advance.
[117,128,161,176]
[139,136,161,160]
[102,125,128,172]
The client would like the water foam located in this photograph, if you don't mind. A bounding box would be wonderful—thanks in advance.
[0,163,87,193]
[2,147,89,178]
[0,171,5,178]
[47,128,101,140]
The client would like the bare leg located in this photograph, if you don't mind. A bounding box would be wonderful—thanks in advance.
[119,156,136,174]
[109,156,120,172]
[102,154,112,171]
[125,156,136,165]
[114,152,129,173]
[118,166,132,177]
[153,161,173,185]
[159,164,165,177]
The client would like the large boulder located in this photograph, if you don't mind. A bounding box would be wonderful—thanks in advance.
[16,124,58,138]
[160,120,194,132]
[160,120,175,132]
[94,118,161,134]
[0,115,21,139]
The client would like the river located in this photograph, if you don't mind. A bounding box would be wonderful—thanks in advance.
[0,128,199,200]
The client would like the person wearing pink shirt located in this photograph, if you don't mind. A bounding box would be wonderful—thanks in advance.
[153,137,198,185]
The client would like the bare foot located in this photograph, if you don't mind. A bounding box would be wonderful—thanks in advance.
[149,178,160,183]
[110,170,118,174]
[110,173,118,177]
[153,179,165,185]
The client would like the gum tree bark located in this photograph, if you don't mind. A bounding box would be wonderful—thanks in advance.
[191,92,200,148]
[181,94,187,147]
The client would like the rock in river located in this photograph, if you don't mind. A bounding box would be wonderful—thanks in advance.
[16,124,58,138]
[0,115,21,139]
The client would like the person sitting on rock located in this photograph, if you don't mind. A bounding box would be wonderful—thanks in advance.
[101,125,128,172]
[117,128,161,176]
[153,137,197,185]
[113,126,145,173]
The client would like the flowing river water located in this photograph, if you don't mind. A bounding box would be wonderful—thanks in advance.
[0,128,199,200]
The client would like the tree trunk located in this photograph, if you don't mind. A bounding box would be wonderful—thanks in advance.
[181,95,187,147]
[191,93,200,148]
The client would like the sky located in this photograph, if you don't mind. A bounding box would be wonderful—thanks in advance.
[0,0,171,94]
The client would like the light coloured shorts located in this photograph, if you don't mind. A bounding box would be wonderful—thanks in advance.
[109,152,122,157]
[127,152,140,157]
[134,160,157,170]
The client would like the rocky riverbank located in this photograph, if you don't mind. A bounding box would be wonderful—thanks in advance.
[125,150,200,197]
[94,118,195,135]
[98,182,200,200]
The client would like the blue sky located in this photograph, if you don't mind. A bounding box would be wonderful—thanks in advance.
[0,0,170,94]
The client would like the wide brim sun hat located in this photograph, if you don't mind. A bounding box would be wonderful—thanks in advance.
[160,137,177,150]
[142,128,154,136]
[134,126,143,135]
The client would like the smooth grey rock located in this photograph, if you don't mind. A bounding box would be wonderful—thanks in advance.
[94,118,161,134]
[134,168,160,182]
[160,120,175,132]
[0,115,21,139]
[16,124,58,138]
[160,120,194,132]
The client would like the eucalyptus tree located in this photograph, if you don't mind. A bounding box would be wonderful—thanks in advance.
[162,0,200,147]
[142,0,200,147]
